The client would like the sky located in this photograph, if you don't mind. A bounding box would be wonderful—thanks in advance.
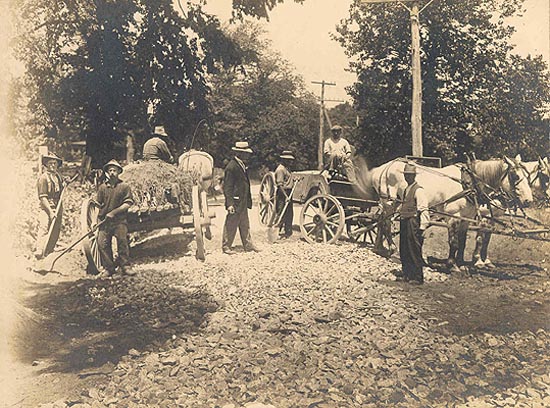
[204,0,550,102]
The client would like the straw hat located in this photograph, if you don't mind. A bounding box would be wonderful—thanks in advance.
[280,150,295,160]
[41,152,63,167]
[103,159,123,173]
[232,141,253,154]
[331,125,343,132]
[154,125,168,137]
[403,162,417,174]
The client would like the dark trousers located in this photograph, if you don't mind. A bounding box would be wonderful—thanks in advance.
[222,209,252,250]
[276,189,293,237]
[399,217,424,282]
[98,222,129,273]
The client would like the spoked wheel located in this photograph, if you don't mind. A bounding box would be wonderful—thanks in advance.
[81,198,102,274]
[192,185,206,261]
[300,194,345,244]
[259,172,277,226]
[346,208,380,244]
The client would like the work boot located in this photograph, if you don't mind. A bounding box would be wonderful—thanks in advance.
[222,247,236,255]
[244,244,262,253]
[118,265,136,276]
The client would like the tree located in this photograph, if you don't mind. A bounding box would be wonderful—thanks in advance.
[11,0,304,165]
[207,22,319,172]
[335,0,550,166]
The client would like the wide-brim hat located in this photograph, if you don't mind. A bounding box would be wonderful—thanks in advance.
[280,150,295,160]
[232,141,253,154]
[403,163,417,174]
[154,125,168,137]
[331,125,343,132]
[103,159,123,173]
[42,153,62,167]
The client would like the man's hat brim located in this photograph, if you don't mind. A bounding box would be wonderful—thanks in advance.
[42,154,62,166]
[232,147,253,153]
[103,162,123,173]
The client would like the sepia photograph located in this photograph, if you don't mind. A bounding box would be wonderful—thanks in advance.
[0,0,549,406]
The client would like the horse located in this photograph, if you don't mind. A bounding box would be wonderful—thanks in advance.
[178,149,216,239]
[355,155,533,272]
[524,157,550,205]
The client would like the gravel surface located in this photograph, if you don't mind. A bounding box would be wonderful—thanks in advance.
[8,164,550,408]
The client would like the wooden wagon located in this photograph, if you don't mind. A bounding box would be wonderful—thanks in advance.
[258,170,381,244]
[81,176,215,275]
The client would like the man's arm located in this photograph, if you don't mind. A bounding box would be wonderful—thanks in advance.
[105,186,134,218]
[37,176,54,217]
[224,165,236,212]
[416,188,430,230]
[159,140,174,163]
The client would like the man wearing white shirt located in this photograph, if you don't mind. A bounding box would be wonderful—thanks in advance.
[396,163,430,284]
[323,125,356,183]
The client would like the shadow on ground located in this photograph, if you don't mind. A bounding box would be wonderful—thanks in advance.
[130,231,195,263]
[391,262,550,336]
[14,270,218,374]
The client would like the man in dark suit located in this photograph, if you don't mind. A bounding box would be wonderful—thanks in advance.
[222,141,261,254]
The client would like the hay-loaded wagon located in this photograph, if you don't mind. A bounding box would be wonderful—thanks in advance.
[259,169,381,244]
[81,160,215,274]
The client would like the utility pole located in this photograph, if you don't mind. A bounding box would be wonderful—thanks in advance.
[360,0,436,157]
[312,80,337,169]
[410,2,422,156]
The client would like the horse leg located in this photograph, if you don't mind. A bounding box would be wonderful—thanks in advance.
[472,230,485,268]
[447,219,461,273]
[480,232,495,268]
[456,220,468,266]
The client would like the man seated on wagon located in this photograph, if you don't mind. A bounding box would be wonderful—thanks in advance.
[323,125,357,183]
[143,125,174,164]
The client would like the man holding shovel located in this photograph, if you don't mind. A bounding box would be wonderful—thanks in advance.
[274,150,295,239]
[95,160,135,276]
[35,153,64,259]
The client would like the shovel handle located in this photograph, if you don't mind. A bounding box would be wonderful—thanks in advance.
[48,219,106,271]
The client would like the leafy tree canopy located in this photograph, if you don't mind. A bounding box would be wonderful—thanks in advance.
[11,0,304,166]
[336,0,550,166]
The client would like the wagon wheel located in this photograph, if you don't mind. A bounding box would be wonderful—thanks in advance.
[192,185,206,261]
[81,198,102,274]
[300,194,345,244]
[259,172,277,226]
[346,218,377,244]
[346,208,380,244]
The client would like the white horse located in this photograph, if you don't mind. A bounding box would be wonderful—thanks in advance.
[524,157,550,204]
[178,149,214,191]
[178,149,215,239]
[356,155,533,272]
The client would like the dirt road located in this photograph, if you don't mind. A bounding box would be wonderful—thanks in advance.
[4,185,550,407]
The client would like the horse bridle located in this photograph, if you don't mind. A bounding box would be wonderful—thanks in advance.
[528,161,550,199]
[499,159,530,205]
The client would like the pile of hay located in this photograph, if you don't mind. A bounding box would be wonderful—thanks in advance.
[122,161,193,208]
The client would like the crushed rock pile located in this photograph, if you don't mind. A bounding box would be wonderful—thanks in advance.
[35,241,550,407]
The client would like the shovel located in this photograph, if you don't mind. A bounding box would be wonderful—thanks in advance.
[267,180,298,243]
[35,219,106,273]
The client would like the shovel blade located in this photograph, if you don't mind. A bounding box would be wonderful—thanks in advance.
[267,226,278,244]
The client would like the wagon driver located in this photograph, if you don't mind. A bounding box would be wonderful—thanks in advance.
[396,162,430,284]
[95,160,135,276]
[35,152,64,259]
[222,141,261,254]
[143,125,174,164]
[323,125,357,183]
